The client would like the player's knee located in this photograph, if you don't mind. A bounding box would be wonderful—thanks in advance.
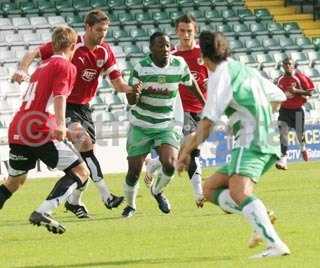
[162,162,175,176]
[202,181,213,201]
[125,172,139,187]
[5,176,25,193]
[72,163,90,182]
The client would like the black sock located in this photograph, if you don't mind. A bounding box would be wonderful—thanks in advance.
[0,184,12,209]
[81,150,103,182]
[46,174,83,200]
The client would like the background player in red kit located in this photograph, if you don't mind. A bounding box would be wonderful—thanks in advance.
[12,10,141,218]
[275,57,314,170]
[144,14,208,207]
[0,26,90,234]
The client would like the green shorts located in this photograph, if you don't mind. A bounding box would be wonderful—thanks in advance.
[126,125,182,157]
[217,147,278,183]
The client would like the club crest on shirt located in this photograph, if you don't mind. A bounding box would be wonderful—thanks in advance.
[158,76,166,84]
[197,57,204,65]
[96,59,105,68]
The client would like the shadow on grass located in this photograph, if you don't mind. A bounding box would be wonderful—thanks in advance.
[21,256,235,268]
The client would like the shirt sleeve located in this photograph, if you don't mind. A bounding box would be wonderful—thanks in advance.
[298,72,315,91]
[39,42,54,60]
[103,45,122,81]
[52,63,75,97]
[179,57,193,87]
[202,63,232,123]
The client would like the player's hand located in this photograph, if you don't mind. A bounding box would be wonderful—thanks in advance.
[52,125,67,141]
[285,91,294,98]
[129,80,142,94]
[11,69,30,84]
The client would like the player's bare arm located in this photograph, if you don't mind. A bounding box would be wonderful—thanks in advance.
[11,48,40,84]
[111,77,142,94]
[177,118,213,173]
[186,78,206,105]
[53,95,67,141]
[288,86,313,96]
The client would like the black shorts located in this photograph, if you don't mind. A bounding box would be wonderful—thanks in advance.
[8,141,81,177]
[183,112,201,136]
[66,103,96,143]
[278,107,305,132]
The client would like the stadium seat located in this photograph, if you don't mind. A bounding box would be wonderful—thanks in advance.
[135,12,154,27]
[125,0,143,10]
[312,37,320,51]
[159,0,178,9]
[266,22,286,36]
[237,8,256,22]
[278,36,300,52]
[295,36,314,50]
[263,67,282,81]
[289,51,309,66]
[0,18,13,31]
[72,0,91,12]
[47,16,67,28]
[249,22,268,37]
[152,11,171,26]
[5,34,25,48]
[254,8,273,22]
[184,10,205,23]
[12,17,32,31]
[112,109,128,122]
[107,0,125,11]
[142,0,160,9]
[1,2,22,17]
[20,1,39,16]
[169,10,184,25]
[112,29,131,44]
[0,66,10,80]
[204,9,223,23]
[236,54,259,68]
[92,110,115,123]
[66,15,83,28]
[123,44,143,59]
[90,0,107,9]
[221,9,239,22]
[233,23,250,37]
[118,12,135,27]
[105,93,126,111]
[283,22,302,36]
[37,0,56,16]
[244,38,264,53]
[271,51,289,68]
[40,32,52,42]
[30,16,51,30]
[255,53,276,69]
[298,66,320,81]
[229,39,247,53]
[216,24,235,37]
[262,38,282,52]
[22,33,42,47]
[307,51,320,66]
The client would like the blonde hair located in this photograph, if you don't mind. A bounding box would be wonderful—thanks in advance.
[52,26,77,52]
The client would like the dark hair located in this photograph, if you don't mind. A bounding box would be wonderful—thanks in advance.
[282,56,294,65]
[150,31,167,46]
[199,31,230,64]
[85,9,110,27]
[175,14,197,29]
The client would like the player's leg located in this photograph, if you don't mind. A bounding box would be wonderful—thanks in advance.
[276,118,289,170]
[122,125,151,218]
[29,141,90,234]
[295,108,308,161]
[184,112,204,206]
[228,149,289,258]
[0,144,35,209]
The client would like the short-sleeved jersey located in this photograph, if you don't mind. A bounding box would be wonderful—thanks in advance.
[128,55,192,129]
[202,58,286,156]
[276,71,314,109]
[9,55,76,146]
[172,45,208,113]
[39,35,122,105]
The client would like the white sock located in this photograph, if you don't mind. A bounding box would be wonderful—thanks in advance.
[147,157,162,174]
[190,157,203,199]
[94,179,112,203]
[124,182,139,209]
[37,182,78,214]
[241,197,284,247]
[67,180,89,205]
[217,189,241,214]
[151,168,173,195]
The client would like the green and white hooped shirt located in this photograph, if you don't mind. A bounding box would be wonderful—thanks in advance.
[202,58,286,156]
[128,55,192,131]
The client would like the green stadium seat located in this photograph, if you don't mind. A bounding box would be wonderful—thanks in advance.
[135,12,154,26]
[107,0,125,11]
[264,67,282,81]
[266,22,285,36]
[112,29,131,44]
[129,28,149,42]
[244,38,264,53]
[204,9,223,23]
[271,52,288,68]
[312,37,320,51]
[278,36,300,51]
[184,10,205,23]
[66,15,83,28]
[221,9,239,22]
[236,54,259,68]
[295,36,314,50]
[125,0,143,10]
[1,2,22,17]
[90,0,107,9]
[216,24,235,37]
[229,39,247,53]
[54,0,75,15]
[254,8,273,22]
[283,22,301,36]
[73,0,92,13]
[289,51,309,66]
[159,0,178,9]
[249,22,268,37]
[307,51,320,66]
[152,11,171,26]
[142,0,160,9]
[255,53,276,69]
[177,0,196,9]
[20,1,39,16]
[262,38,281,52]
[169,10,184,25]
[237,8,256,22]
[233,23,250,37]
[37,0,56,16]
[123,44,143,59]
[118,12,135,27]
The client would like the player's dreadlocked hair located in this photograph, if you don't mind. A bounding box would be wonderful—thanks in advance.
[199,31,230,64]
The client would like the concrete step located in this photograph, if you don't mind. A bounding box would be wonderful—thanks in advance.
[297,21,320,30]
[246,1,284,8]
[304,29,320,37]
[275,14,314,21]
[268,6,297,15]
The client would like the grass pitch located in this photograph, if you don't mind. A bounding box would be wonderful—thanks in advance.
[1,161,320,268]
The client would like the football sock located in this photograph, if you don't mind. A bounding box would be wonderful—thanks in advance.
[0,184,12,209]
[188,150,203,199]
[67,179,88,205]
[36,174,83,214]
[81,150,112,201]
[241,196,284,247]
[123,181,139,210]
[212,187,241,214]
[151,168,173,195]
